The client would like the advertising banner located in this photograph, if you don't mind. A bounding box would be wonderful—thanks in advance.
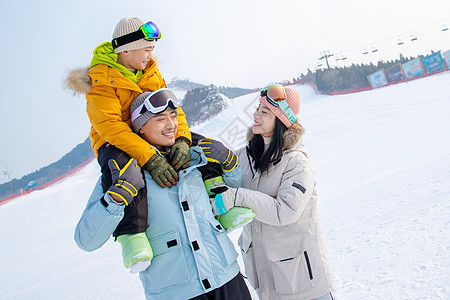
[367,69,388,88]
[384,64,406,83]
[402,58,425,80]
[443,49,450,66]
[421,51,447,74]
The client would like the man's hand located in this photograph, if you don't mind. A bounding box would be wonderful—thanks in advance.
[169,137,191,171]
[144,154,179,188]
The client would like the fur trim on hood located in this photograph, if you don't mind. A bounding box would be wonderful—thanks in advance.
[64,67,92,95]
[246,121,305,150]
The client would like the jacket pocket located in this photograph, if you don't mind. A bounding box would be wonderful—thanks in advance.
[269,251,314,294]
[142,230,190,293]
[209,217,238,265]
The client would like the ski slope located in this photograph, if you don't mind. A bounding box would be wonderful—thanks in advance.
[1,72,450,299]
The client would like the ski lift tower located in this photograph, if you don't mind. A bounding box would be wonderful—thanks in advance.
[319,50,334,69]
[1,160,14,197]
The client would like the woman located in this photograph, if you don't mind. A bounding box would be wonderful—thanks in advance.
[212,85,334,299]
[74,89,251,300]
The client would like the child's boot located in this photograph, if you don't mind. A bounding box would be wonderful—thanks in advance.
[204,175,228,197]
[216,206,256,232]
[117,232,153,274]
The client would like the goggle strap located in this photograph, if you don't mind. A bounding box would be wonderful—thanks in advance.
[112,30,146,49]
[131,103,146,123]
[278,101,297,124]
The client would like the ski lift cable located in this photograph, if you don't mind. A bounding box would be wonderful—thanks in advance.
[329,10,450,55]
[332,8,450,50]
[289,10,450,81]
[328,17,449,58]
[303,10,450,72]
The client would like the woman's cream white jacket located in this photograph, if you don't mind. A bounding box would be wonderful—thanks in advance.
[234,122,334,300]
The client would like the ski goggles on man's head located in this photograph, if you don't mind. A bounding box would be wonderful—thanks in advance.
[260,84,297,124]
[112,21,161,50]
[131,89,180,123]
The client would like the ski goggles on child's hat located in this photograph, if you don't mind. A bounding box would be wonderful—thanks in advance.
[260,84,297,125]
[112,21,161,50]
[131,89,180,123]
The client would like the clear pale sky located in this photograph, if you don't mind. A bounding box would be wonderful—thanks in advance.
[1,0,449,183]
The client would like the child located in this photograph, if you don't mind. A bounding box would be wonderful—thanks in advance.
[66,17,192,273]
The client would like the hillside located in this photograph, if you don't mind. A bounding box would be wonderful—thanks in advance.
[0,138,94,200]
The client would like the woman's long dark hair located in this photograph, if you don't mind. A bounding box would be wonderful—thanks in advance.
[246,118,288,174]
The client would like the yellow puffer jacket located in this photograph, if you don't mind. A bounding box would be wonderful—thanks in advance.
[66,61,191,167]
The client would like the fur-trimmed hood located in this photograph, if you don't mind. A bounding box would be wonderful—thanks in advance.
[246,121,305,151]
[64,67,92,95]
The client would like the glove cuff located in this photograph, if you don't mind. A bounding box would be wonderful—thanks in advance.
[222,151,238,172]
[176,136,191,146]
[107,186,131,206]
[211,194,228,215]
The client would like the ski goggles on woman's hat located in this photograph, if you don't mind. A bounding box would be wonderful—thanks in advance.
[112,21,161,50]
[131,89,180,123]
[260,84,297,124]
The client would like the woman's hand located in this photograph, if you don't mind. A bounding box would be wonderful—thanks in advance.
[210,187,238,215]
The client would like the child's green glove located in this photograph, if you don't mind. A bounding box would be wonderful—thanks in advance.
[144,154,179,188]
[198,138,238,171]
[107,158,145,206]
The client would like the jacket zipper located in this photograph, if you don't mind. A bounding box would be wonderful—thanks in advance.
[304,251,313,280]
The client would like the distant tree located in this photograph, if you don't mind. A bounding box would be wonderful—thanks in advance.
[322,69,342,91]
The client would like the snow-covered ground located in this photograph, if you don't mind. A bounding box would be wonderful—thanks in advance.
[1,72,449,299]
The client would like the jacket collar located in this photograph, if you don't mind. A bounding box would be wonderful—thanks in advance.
[187,146,208,169]
[90,42,144,84]
[244,121,307,178]
[156,145,207,174]
[64,45,158,95]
